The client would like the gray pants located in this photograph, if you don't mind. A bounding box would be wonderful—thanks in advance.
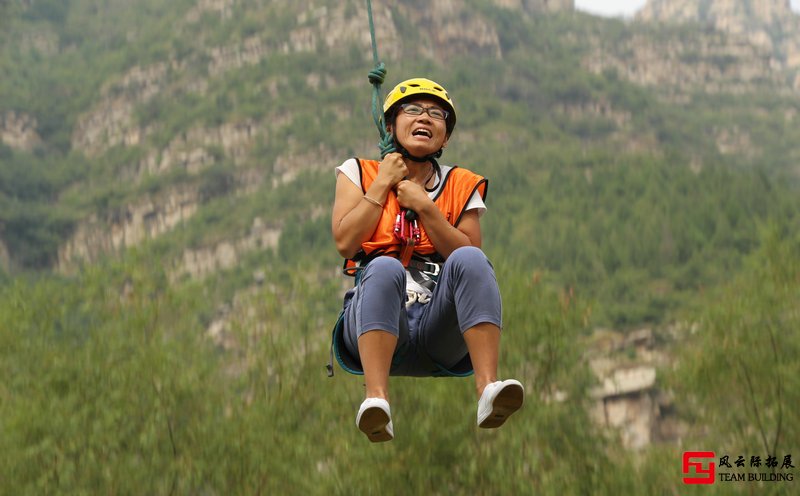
[342,246,502,377]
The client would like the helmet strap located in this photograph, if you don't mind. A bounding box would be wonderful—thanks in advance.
[393,136,444,163]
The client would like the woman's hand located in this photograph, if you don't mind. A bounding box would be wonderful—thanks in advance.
[395,179,431,213]
[376,152,408,187]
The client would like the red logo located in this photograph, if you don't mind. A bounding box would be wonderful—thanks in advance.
[683,451,716,484]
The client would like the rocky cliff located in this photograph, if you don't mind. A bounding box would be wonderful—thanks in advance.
[638,0,800,74]
[12,0,798,276]
[639,0,794,28]
[1,111,42,152]
[580,0,800,97]
[59,0,571,272]
[582,29,786,95]
[57,186,202,271]
[68,0,576,159]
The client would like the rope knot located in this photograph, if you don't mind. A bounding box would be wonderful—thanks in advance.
[367,62,387,86]
[378,133,396,158]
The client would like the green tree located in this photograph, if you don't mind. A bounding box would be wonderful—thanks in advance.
[670,223,800,467]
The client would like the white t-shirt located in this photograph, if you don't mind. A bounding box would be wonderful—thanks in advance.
[335,158,487,300]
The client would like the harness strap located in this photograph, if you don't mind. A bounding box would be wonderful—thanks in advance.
[327,340,335,377]
[344,253,441,278]
[407,257,441,277]
[399,239,415,266]
[393,136,444,163]
[408,267,436,292]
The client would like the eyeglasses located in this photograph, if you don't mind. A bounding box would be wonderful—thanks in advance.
[399,103,449,121]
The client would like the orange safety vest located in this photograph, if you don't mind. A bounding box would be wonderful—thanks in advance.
[344,158,488,272]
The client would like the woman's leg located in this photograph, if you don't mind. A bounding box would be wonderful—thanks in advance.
[342,256,407,400]
[420,246,523,428]
[462,322,500,398]
[358,330,397,400]
[419,246,503,396]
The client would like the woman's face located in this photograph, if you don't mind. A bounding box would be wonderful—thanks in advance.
[389,98,450,158]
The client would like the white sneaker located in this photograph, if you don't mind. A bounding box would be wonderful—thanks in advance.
[356,398,394,442]
[477,379,524,428]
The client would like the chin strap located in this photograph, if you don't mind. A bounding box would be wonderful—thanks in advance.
[393,138,444,163]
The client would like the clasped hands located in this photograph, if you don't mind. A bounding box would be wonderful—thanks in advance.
[377,153,432,214]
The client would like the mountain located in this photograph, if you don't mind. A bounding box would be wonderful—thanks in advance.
[1,0,799,319]
[639,0,800,76]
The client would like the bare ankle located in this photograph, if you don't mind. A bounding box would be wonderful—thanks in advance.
[475,378,496,398]
[365,387,390,401]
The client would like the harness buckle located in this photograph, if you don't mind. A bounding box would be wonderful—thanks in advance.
[423,262,440,277]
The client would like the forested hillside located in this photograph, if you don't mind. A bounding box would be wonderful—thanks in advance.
[1,0,798,494]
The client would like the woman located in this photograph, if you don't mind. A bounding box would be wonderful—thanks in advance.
[331,77,523,442]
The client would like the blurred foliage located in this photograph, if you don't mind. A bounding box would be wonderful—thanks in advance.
[668,222,800,464]
[1,229,795,494]
[0,249,619,494]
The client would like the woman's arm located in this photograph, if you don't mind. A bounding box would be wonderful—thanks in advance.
[331,154,408,259]
[418,205,481,259]
[395,180,482,259]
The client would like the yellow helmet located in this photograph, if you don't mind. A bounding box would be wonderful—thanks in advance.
[383,77,456,135]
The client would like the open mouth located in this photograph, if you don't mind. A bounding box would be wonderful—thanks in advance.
[412,128,432,138]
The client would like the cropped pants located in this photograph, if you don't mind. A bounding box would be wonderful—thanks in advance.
[341,246,502,376]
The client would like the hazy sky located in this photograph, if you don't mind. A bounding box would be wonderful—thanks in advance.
[575,0,800,18]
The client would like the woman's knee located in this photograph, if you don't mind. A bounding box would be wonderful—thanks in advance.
[448,246,491,272]
[361,256,406,290]
[365,256,405,275]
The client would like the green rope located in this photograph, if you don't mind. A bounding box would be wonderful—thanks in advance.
[366,0,396,158]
